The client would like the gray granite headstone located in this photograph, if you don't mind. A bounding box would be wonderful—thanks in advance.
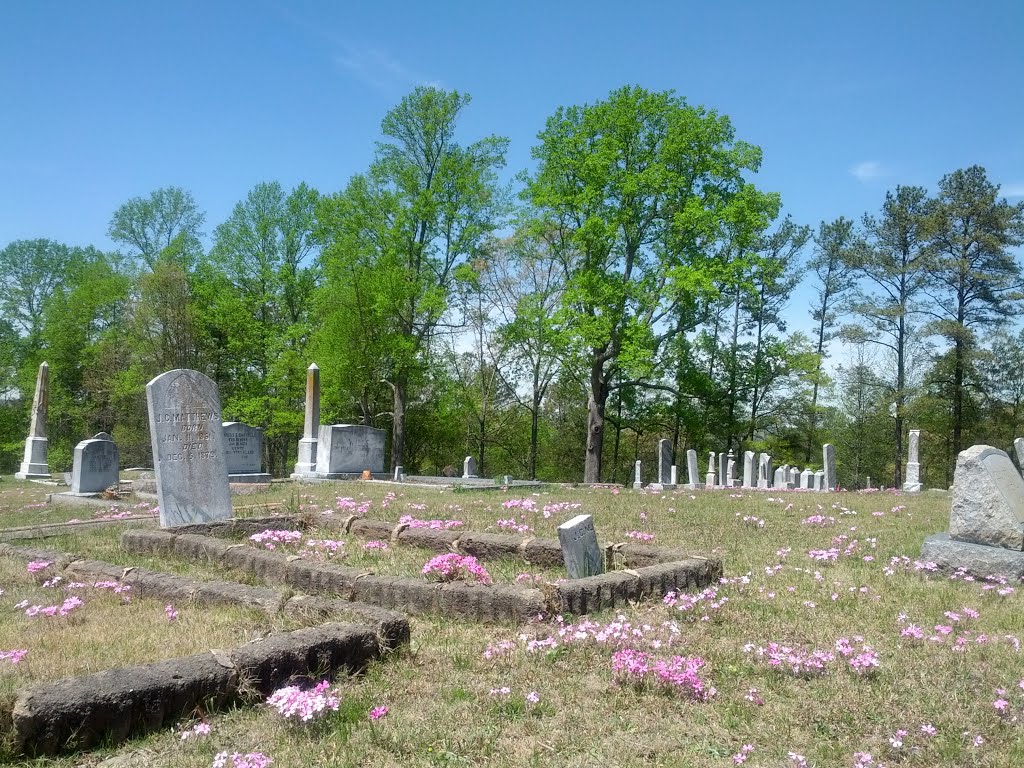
[70,433,119,494]
[1015,437,1024,472]
[718,451,726,487]
[222,422,263,474]
[146,369,232,528]
[658,439,672,485]
[317,425,386,475]
[823,443,837,491]
[949,445,1024,550]
[685,449,699,489]
[557,514,604,579]
[742,451,754,488]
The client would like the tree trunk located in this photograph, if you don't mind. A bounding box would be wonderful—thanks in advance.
[390,374,407,472]
[584,361,609,483]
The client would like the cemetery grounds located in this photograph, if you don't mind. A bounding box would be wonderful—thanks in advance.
[0,477,1022,767]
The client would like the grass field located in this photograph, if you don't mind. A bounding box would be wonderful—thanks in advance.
[1,476,1023,767]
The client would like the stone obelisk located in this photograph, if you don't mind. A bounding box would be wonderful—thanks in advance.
[903,429,922,493]
[16,362,52,480]
[291,363,320,478]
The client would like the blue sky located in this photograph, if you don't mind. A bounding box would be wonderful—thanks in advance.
[3,0,1023,338]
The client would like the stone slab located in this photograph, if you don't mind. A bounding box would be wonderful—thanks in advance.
[949,445,1024,550]
[316,424,385,474]
[557,514,604,579]
[921,532,1024,581]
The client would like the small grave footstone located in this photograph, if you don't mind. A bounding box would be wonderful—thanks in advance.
[70,433,119,495]
[557,514,604,579]
[292,363,320,478]
[742,451,754,488]
[147,369,232,528]
[823,443,837,491]
[903,429,922,493]
[222,422,271,483]
[949,445,1024,550]
[685,449,699,490]
[463,455,478,479]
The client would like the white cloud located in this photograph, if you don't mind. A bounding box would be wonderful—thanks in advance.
[850,160,888,183]
[334,45,439,92]
[1001,182,1024,198]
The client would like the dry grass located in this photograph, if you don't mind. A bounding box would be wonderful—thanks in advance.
[3,479,1024,766]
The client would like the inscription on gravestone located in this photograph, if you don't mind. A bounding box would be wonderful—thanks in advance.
[557,514,604,579]
[147,369,232,528]
[222,422,262,474]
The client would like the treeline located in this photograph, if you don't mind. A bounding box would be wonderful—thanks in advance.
[1,86,1023,488]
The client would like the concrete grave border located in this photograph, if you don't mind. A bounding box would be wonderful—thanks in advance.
[122,514,722,621]
[0,542,410,756]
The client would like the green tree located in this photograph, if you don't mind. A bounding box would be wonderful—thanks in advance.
[108,186,205,268]
[844,186,930,485]
[525,85,777,481]
[0,239,87,342]
[316,87,509,470]
[923,166,1024,460]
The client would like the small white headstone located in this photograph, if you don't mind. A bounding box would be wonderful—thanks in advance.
[557,514,604,579]
[685,449,699,489]
[463,455,478,479]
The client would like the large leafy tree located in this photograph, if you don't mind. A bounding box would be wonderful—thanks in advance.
[108,186,205,268]
[524,85,777,482]
[0,239,87,343]
[923,166,1024,459]
[316,87,509,470]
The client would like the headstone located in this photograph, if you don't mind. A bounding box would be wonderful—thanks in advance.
[670,465,678,486]
[316,425,386,475]
[557,514,604,579]
[773,467,785,487]
[718,452,726,488]
[814,470,825,491]
[757,454,772,489]
[706,452,716,489]
[146,369,232,528]
[658,439,672,485]
[685,449,699,490]
[394,465,404,482]
[866,476,872,489]
[463,455,479,479]
[949,445,1024,550]
[726,450,736,487]
[800,469,813,489]
[823,443,837,491]
[903,429,922,492]
[742,451,754,488]
[633,460,643,490]
[789,467,800,487]
[222,422,271,482]
[292,363,320,478]
[70,433,119,495]
[1015,438,1024,472]
[15,361,51,480]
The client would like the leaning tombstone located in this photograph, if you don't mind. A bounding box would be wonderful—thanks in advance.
[147,369,232,528]
[463,455,478,479]
[685,449,699,490]
[921,445,1024,579]
[557,514,604,579]
[15,361,51,480]
[823,443,837,491]
[903,429,922,493]
[222,422,271,483]
[70,433,119,495]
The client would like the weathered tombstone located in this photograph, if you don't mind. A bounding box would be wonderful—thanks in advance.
[146,369,232,528]
[922,444,1024,580]
[814,470,825,491]
[685,449,699,490]
[800,469,813,489]
[222,422,271,483]
[316,425,386,476]
[633,460,643,490]
[773,467,785,488]
[726,450,736,487]
[15,361,51,480]
[291,363,320,478]
[757,454,771,489]
[70,433,119,495]
[706,452,716,490]
[718,452,726,488]
[823,443,837,491]
[866,476,872,489]
[394,465,404,482]
[463,455,479,479]
[557,514,604,579]
[742,451,754,488]
[1015,438,1024,473]
[903,429,922,493]
[789,467,800,487]
[658,439,673,486]
[670,465,678,486]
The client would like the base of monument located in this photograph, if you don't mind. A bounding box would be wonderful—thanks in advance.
[15,471,52,481]
[682,483,698,490]
[921,532,1024,581]
[659,484,677,491]
[902,482,922,493]
[291,472,377,481]
[632,482,642,489]
[228,473,273,484]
